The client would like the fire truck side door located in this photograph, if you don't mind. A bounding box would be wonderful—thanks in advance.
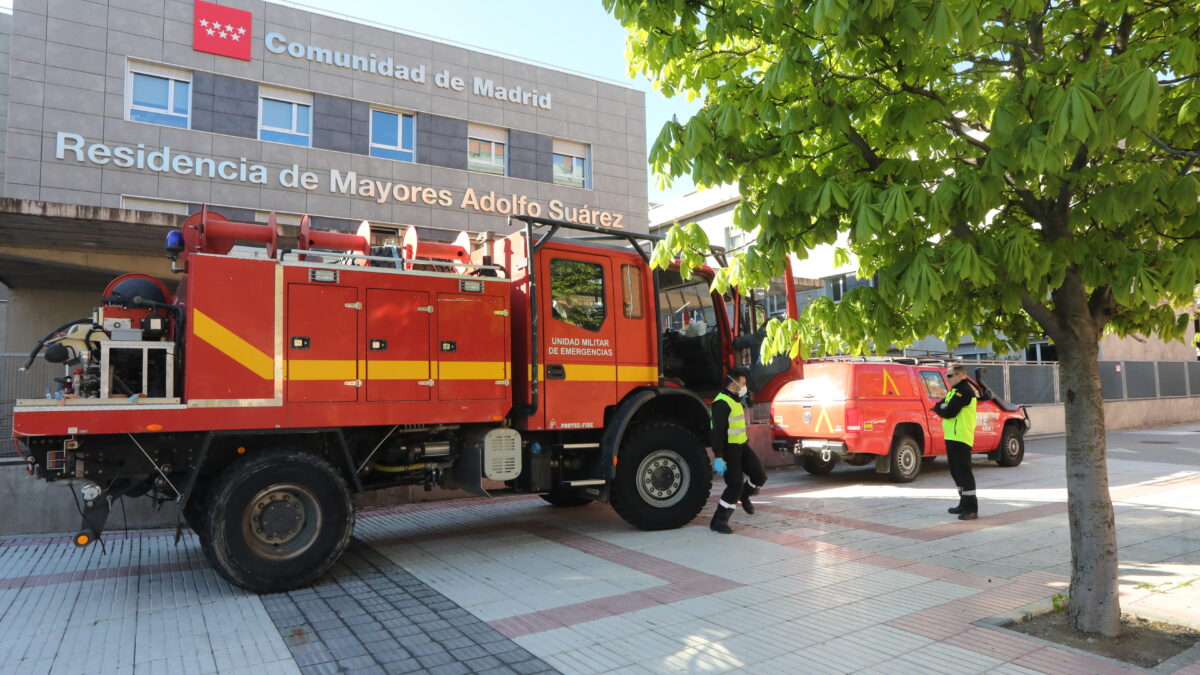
[366,289,431,402]
[437,293,508,401]
[287,284,359,403]
[539,253,617,429]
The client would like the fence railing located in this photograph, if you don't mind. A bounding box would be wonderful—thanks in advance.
[3,354,1198,458]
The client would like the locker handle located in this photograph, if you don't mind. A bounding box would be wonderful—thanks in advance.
[546,364,566,380]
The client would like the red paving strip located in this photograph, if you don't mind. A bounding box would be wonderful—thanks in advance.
[0,559,207,590]
[1014,645,1142,675]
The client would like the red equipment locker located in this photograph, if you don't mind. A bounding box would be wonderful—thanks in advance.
[287,284,359,403]
[436,292,508,401]
[366,289,432,402]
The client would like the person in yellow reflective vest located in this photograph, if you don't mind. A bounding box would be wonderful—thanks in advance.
[932,364,981,520]
[709,368,767,534]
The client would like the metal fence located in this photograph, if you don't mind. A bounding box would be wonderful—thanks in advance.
[1,354,61,458]
[2,354,1198,458]
[970,359,1200,406]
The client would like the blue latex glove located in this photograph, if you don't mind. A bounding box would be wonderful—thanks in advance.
[713,458,727,476]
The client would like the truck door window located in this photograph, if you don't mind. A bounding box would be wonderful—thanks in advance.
[658,271,716,331]
[621,265,643,319]
[920,371,948,398]
[550,258,606,332]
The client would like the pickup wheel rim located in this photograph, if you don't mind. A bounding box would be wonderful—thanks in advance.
[1005,434,1021,459]
[636,449,688,508]
[896,445,918,476]
[243,484,321,560]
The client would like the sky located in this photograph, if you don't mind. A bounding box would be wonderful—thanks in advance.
[291,0,702,204]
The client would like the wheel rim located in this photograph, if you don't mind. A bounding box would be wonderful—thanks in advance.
[897,445,918,476]
[242,484,321,560]
[1005,435,1021,458]
[635,449,690,508]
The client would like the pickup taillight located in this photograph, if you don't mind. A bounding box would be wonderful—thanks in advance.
[845,403,862,432]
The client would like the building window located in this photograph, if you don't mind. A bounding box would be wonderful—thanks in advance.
[550,258,606,332]
[259,87,311,147]
[370,109,415,162]
[121,195,189,215]
[553,139,589,188]
[468,124,506,175]
[126,63,190,129]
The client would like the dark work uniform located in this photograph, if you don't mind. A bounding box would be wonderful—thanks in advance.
[932,379,979,514]
[711,394,768,508]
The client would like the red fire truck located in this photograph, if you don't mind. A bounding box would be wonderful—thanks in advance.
[12,210,801,592]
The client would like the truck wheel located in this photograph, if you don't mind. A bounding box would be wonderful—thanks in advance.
[202,449,354,593]
[540,489,594,507]
[610,423,711,531]
[889,435,921,483]
[996,426,1025,467]
[802,454,837,475]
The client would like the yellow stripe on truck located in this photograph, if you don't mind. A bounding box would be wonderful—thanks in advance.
[192,309,274,380]
[284,360,658,383]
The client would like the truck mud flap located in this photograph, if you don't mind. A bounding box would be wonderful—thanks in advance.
[452,439,490,498]
[874,454,890,474]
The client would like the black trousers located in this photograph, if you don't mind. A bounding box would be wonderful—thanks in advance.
[719,442,767,506]
[946,440,978,512]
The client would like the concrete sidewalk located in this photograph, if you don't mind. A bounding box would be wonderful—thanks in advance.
[2,423,1199,674]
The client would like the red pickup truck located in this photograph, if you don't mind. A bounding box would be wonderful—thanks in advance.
[770,358,1030,482]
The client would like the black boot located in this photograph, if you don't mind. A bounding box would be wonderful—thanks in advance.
[948,505,967,514]
[740,483,760,515]
[710,505,734,534]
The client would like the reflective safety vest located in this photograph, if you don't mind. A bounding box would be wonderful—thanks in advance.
[942,388,977,446]
[712,392,749,444]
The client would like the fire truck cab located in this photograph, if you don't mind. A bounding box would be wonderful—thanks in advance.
[12,210,782,592]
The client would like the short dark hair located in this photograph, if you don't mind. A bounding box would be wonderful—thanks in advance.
[947,364,968,377]
[728,366,749,382]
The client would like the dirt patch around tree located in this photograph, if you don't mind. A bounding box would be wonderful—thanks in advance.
[1006,611,1200,669]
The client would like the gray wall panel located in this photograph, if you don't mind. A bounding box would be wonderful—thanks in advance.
[192,73,257,139]
[416,113,466,170]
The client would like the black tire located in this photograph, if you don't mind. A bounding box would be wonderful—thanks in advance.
[610,423,711,531]
[996,425,1025,467]
[540,489,594,507]
[202,449,354,593]
[889,435,922,483]
[802,454,838,475]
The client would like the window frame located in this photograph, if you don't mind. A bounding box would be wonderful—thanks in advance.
[369,108,416,162]
[125,61,192,129]
[919,371,948,399]
[621,265,644,319]
[552,139,590,189]
[258,87,312,147]
[549,258,607,333]
[467,123,507,175]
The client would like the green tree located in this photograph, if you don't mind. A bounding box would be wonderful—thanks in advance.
[608,0,1200,636]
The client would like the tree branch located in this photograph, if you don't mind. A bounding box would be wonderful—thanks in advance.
[1087,286,1116,336]
[842,127,884,171]
[1021,291,1066,340]
[1143,132,1200,159]
[1159,73,1200,85]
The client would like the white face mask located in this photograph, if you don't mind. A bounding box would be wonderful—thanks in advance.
[737,385,748,397]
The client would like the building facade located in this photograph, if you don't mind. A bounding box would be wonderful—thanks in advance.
[0,0,648,351]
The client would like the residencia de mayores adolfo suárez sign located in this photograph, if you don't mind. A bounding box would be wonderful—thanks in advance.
[54,132,625,228]
[265,33,554,111]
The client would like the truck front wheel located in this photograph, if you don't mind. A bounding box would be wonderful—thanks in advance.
[202,449,354,593]
[610,423,711,530]
[996,425,1025,467]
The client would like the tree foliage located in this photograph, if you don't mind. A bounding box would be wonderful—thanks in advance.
[610,0,1200,360]
[607,0,1200,637]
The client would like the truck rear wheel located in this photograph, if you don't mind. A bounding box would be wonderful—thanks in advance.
[889,435,921,483]
[610,423,711,531]
[996,425,1025,467]
[202,449,354,593]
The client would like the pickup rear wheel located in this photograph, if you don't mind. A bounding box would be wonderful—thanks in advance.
[996,425,1025,467]
[889,435,922,483]
[203,449,354,593]
[802,454,838,475]
[610,423,711,531]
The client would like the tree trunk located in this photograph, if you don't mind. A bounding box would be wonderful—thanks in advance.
[1058,334,1122,636]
